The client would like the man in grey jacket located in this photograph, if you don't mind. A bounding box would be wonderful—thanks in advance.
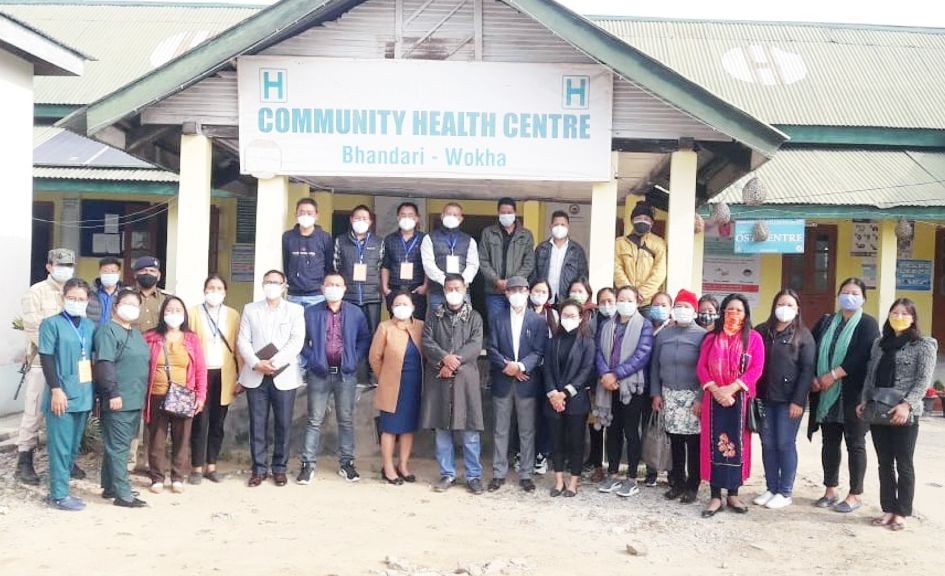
[479,197,535,325]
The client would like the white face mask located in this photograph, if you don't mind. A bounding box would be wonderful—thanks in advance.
[498,214,516,227]
[508,292,528,309]
[445,291,465,307]
[100,273,120,288]
[775,305,798,323]
[560,317,581,332]
[551,225,569,240]
[64,300,88,317]
[297,215,316,229]
[530,292,548,307]
[392,304,414,320]
[205,292,225,307]
[51,266,74,283]
[263,283,284,301]
[399,217,417,232]
[351,220,371,235]
[616,301,637,318]
[116,304,140,323]
[163,313,185,329]
[442,215,461,229]
[673,306,695,325]
[323,285,345,303]
[598,303,616,318]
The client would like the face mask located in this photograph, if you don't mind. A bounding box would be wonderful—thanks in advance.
[116,304,140,322]
[263,283,284,301]
[616,301,637,318]
[560,317,581,333]
[351,220,371,235]
[568,292,587,305]
[136,273,159,289]
[100,273,120,288]
[323,286,345,303]
[163,313,185,329]
[530,292,548,308]
[508,292,528,309]
[775,305,797,323]
[392,305,414,320]
[674,307,695,325]
[498,214,516,227]
[697,312,718,328]
[297,215,316,229]
[51,266,74,283]
[445,291,465,307]
[205,292,225,307]
[442,215,461,229]
[838,293,864,311]
[598,304,616,318]
[723,310,745,333]
[889,316,913,332]
[399,217,417,232]
[64,300,87,317]
[551,225,569,240]
[632,221,652,235]
[649,305,669,323]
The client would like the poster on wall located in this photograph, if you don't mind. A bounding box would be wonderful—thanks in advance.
[896,259,932,291]
[861,257,877,289]
[231,243,256,282]
[851,220,879,256]
[703,224,761,308]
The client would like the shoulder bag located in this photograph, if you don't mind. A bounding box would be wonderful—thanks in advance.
[160,338,197,418]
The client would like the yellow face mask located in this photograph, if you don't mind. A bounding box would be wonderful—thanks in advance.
[889,316,913,332]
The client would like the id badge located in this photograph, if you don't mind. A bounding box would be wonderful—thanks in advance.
[78,359,93,384]
[446,255,461,274]
[353,263,368,282]
[399,262,414,281]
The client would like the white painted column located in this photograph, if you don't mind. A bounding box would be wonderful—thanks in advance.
[876,219,897,320]
[0,50,34,414]
[666,149,698,297]
[253,175,290,301]
[165,133,212,307]
[589,152,619,293]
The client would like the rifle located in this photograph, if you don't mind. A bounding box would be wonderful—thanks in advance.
[14,349,36,400]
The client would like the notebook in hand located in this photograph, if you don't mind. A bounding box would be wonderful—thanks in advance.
[255,343,288,377]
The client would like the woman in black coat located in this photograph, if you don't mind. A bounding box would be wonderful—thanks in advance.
[544,299,596,498]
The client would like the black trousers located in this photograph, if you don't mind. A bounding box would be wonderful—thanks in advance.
[871,423,919,517]
[711,486,739,498]
[605,394,646,478]
[550,412,586,476]
[669,433,700,492]
[191,369,229,467]
[246,376,298,476]
[821,418,869,495]
[586,424,604,468]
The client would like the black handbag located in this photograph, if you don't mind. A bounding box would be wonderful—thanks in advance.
[863,388,914,426]
[747,397,766,433]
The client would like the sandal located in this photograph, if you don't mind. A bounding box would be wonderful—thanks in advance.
[888,521,907,531]
[872,516,892,527]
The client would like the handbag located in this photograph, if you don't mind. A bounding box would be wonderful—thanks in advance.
[747,397,766,434]
[863,388,914,426]
[641,409,672,472]
[160,339,196,418]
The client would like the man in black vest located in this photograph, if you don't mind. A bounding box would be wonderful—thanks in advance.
[420,202,480,313]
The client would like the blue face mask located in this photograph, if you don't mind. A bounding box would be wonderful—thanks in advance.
[838,293,864,311]
[648,305,669,323]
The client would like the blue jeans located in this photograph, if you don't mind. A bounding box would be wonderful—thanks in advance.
[760,400,802,496]
[435,429,482,480]
[302,370,357,466]
[288,294,325,308]
[485,293,509,326]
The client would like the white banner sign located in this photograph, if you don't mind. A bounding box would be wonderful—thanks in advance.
[237,57,613,181]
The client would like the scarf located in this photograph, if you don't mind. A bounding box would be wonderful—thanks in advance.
[876,332,911,389]
[815,310,862,422]
[593,313,645,429]
[706,330,745,387]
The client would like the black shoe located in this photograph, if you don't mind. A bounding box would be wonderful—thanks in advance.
[563,489,577,498]
[70,464,86,480]
[114,497,148,508]
[204,471,224,483]
[14,451,41,486]
[520,479,536,493]
[702,499,724,518]
[467,478,484,495]
[487,478,505,492]
[338,462,361,483]
[382,473,404,486]
[727,497,749,514]
[102,489,139,499]
[296,463,314,485]
[396,467,416,483]
[550,486,563,498]
[680,490,698,504]
[663,487,685,500]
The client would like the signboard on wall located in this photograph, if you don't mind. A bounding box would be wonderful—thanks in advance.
[231,243,255,282]
[733,219,805,254]
[851,220,879,256]
[238,57,614,181]
[896,259,932,291]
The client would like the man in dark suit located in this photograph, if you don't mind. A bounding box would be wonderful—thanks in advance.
[486,276,548,492]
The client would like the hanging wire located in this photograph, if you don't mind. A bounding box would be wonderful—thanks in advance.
[32,197,177,229]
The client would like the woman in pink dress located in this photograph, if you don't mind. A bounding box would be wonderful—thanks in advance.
[696,293,765,518]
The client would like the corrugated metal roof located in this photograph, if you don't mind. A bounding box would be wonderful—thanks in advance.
[34,166,178,182]
[713,148,945,207]
[1,2,259,104]
[592,17,945,129]
[34,126,152,168]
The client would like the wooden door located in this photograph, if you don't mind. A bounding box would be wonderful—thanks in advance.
[782,225,838,327]
[933,228,945,349]
[122,202,164,286]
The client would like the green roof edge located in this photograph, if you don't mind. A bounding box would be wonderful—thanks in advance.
[34,178,234,197]
[775,125,945,148]
[698,203,945,220]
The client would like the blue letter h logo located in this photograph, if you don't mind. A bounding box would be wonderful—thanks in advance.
[562,76,589,109]
[261,69,286,102]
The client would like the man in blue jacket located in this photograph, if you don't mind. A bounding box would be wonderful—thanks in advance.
[298,272,371,485]
[486,276,548,493]
[283,197,334,308]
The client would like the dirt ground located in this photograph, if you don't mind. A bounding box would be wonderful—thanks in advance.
[1,415,942,576]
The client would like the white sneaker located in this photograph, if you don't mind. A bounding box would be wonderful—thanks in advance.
[149,482,164,494]
[171,481,185,494]
[766,494,793,509]
[753,491,775,506]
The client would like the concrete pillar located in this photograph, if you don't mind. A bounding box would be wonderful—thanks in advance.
[253,176,290,301]
[165,133,212,307]
[589,152,619,293]
[876,219,897,320]
[313,191,334,235]
[522,200,542,242]
[666,149,698,297]
[691,229,705,296]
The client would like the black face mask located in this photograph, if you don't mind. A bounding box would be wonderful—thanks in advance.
[632,222,652,235]
[136,273,159,289]
[697,312,718,328]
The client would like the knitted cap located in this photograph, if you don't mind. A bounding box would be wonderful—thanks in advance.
[674,289,698,309]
